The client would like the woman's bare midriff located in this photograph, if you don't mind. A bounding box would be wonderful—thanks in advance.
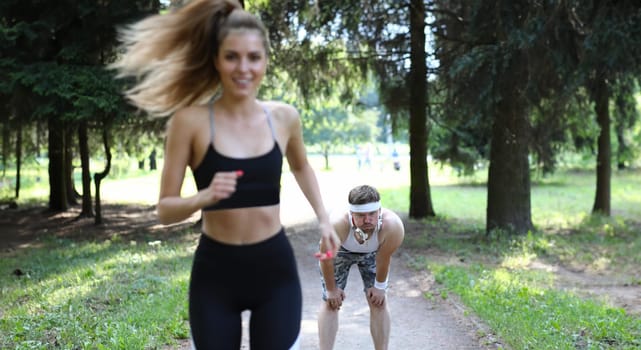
[200,204,282,245]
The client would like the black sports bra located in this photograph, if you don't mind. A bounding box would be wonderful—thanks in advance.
[191,103,282,211]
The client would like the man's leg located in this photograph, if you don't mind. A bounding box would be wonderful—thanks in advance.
[318,301,340,350]
[354,250,389,350]
[318,248,356,350]
[368,298,391,350]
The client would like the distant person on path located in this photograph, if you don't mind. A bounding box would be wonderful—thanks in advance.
[111,0,340,348]
[364,143,373,169]
[391,148,400,171]
[317,185,405,350]
[355,145,363,170]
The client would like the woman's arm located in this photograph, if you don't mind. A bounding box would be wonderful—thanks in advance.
[156,109,239,224]
[281,104,341,253]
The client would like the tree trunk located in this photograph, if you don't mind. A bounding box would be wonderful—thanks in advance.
[614,93,628,170]
[78,121,94,217]
[14,118,22,199]
[94,127,112,225]
[149,149,157,170]
[15,119,22,199]
[2,120,8,177]
[65,126,78,205]
[486,56,533,235]
[8,88,25,198]
[591,77,611,216]
[48,117,68,211]
[408,0,435,219]
[615,126,626,170]
[323,147,330,170]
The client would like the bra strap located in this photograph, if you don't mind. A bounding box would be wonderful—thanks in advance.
[262,106,277,141]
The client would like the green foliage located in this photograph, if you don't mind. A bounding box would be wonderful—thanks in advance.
[300,88,383,140]
[432,1,641,175]
[1,0,161,121]
[10,63,128,122]
[0,1,167,206]
[254,0,413,130]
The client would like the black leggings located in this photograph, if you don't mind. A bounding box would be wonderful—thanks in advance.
[189,229,302,349]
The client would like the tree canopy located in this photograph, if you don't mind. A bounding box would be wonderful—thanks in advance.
[1,0,640,235]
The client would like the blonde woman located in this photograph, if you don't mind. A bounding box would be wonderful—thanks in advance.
[111,1,340,348]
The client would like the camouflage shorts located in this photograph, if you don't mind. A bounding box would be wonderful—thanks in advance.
[319,246,377,300]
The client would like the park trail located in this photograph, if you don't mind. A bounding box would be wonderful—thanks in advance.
[174,167,502,349]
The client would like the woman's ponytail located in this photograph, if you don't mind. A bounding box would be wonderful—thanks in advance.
[111,0,242,117]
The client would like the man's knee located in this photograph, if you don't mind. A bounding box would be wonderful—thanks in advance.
[367,299,387,312]
[321,301,340,313]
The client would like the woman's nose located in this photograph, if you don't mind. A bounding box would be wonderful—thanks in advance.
[238,58,249,71]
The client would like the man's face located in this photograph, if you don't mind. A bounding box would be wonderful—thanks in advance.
[351,209,379,234]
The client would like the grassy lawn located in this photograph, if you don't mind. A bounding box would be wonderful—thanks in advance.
[1,237,193,349]
[1,154,641,349]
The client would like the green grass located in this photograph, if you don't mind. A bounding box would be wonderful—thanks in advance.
[416,224,641,349]
[1,236,194,349]
[431,262,641,349]
[2,155,641,349]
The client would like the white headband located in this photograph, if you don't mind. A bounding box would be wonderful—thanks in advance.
[349,201,381,213]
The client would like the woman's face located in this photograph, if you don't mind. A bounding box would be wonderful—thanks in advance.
[215,30,267,98]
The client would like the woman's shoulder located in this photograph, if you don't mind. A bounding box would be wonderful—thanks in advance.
[168,105,209,128]
[261,100,299,121]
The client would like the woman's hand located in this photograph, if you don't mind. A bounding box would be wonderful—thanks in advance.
[317,219,340,260]
[199,170,243,207]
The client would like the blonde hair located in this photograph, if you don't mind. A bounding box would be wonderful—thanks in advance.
[111,0,270,117]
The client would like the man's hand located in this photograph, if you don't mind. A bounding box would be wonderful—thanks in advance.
[326,288,346,311]
[367,287,386,307]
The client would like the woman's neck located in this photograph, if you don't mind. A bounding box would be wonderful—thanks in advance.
[215,94,261,119]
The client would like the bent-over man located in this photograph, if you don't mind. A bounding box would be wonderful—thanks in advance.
[317,184,405,350]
